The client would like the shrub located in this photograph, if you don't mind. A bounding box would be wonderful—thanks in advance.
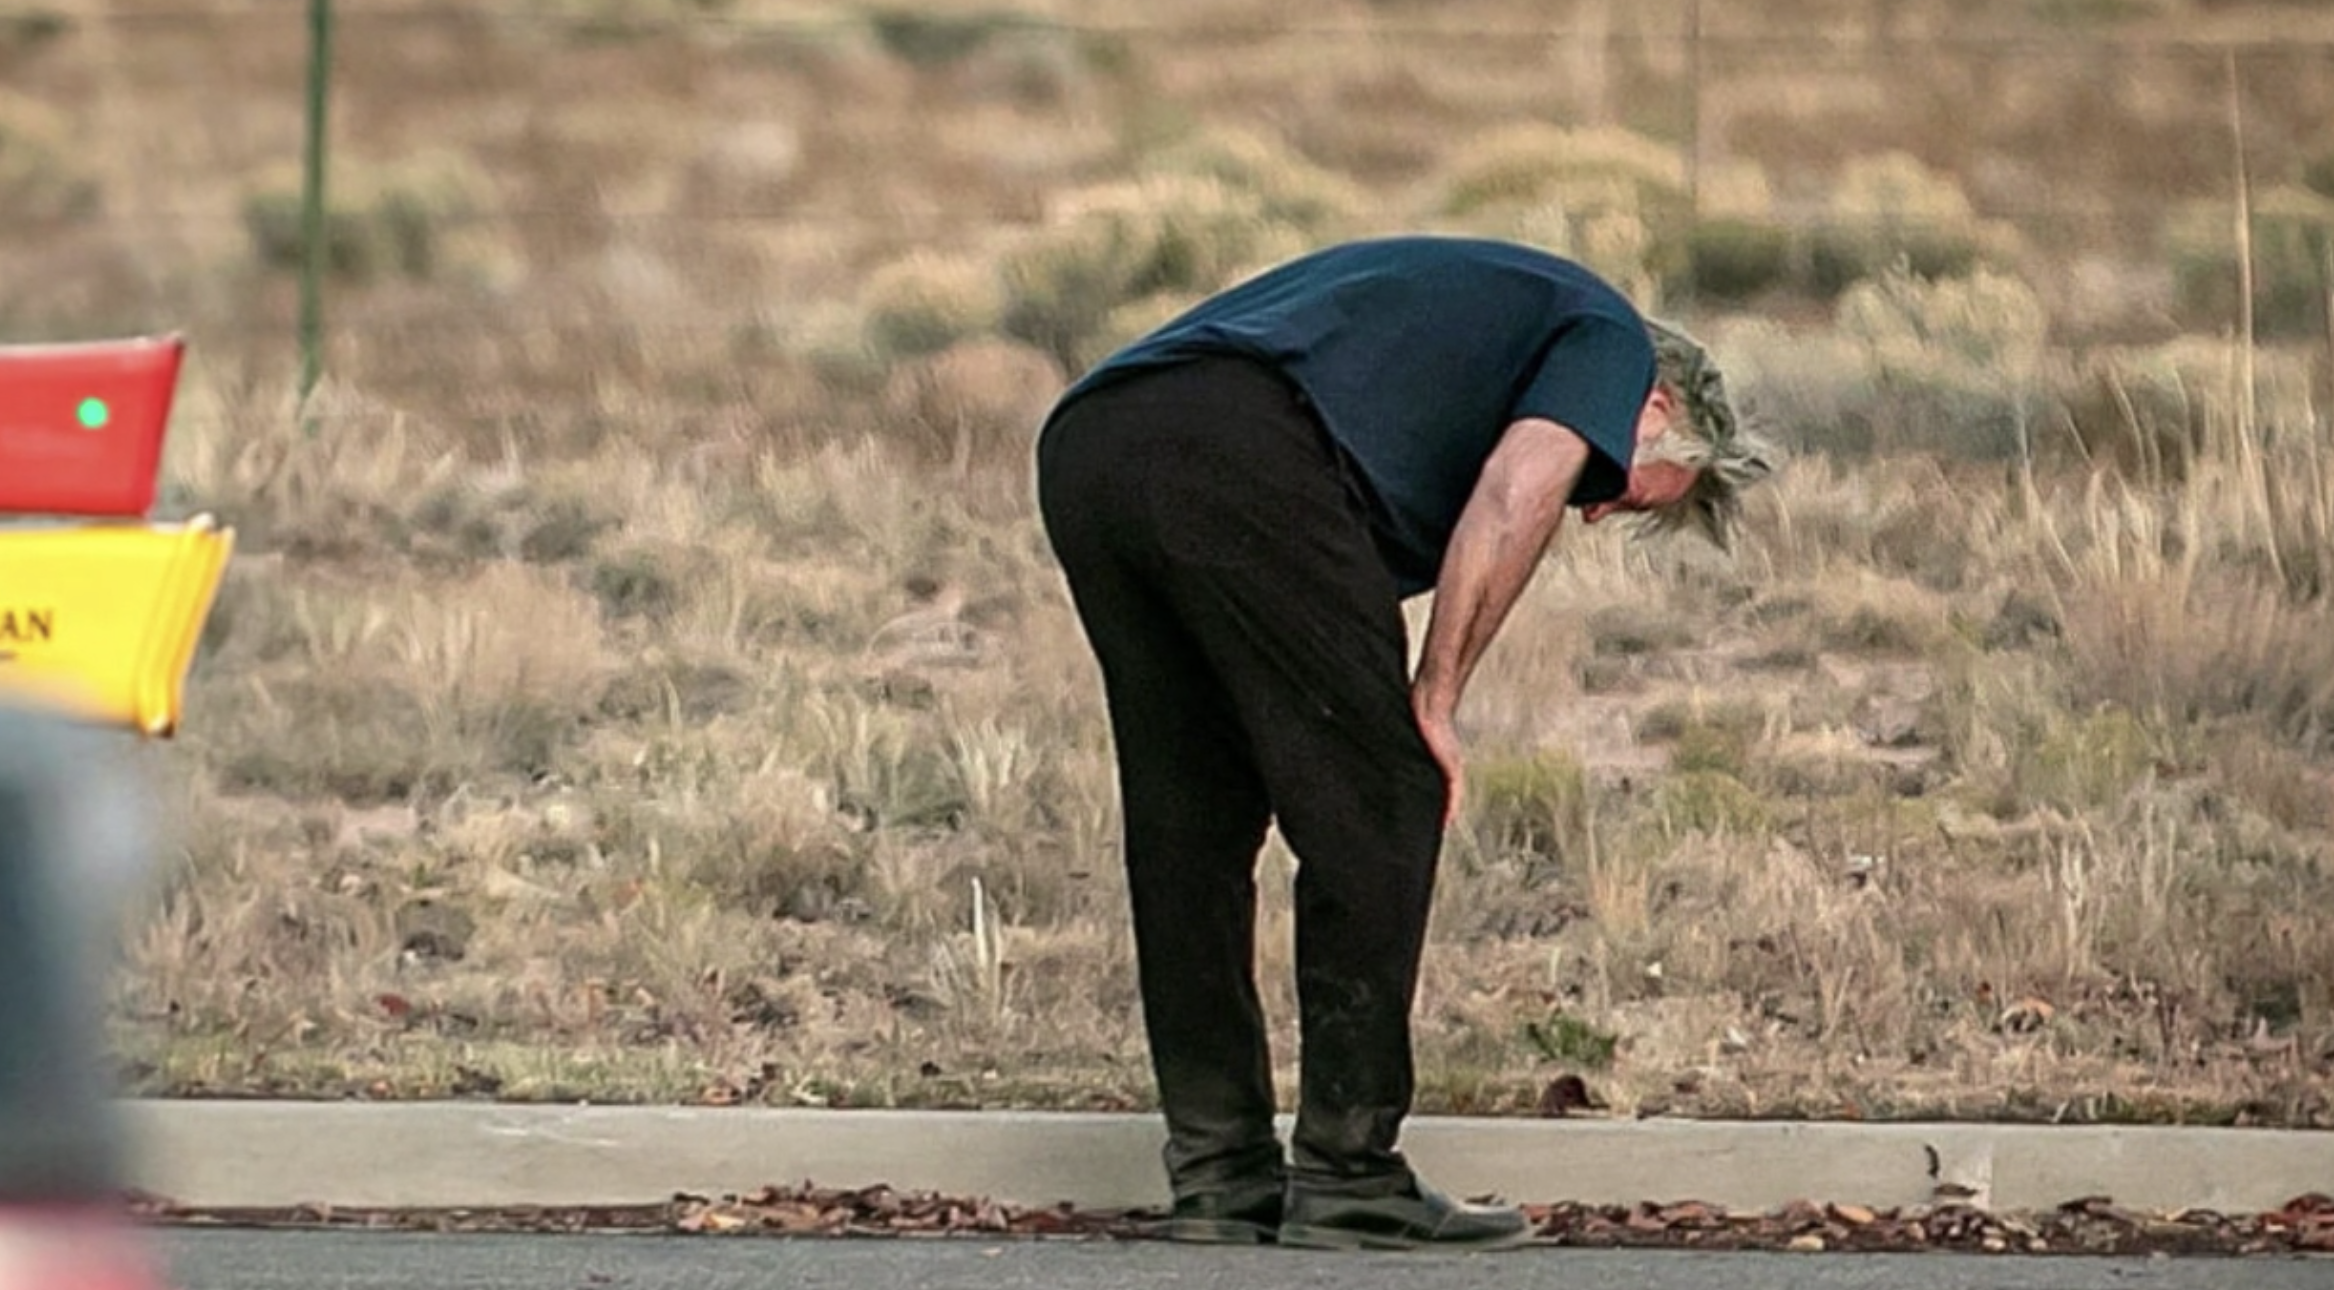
[2164,185,2334,341]
[1665,160,1786,303]
[2053,346,2219,483]
[860,252,1006,361]
[1808,152,1987,296]
[1719,322,1885,459]
[2305,149,2334,200]
[1837,263,2049,370]
[2030,0,2182,22]
[398,481,616,569]
[759,299,888,393]
[1564,206,1664,305]
[0,8,70,56]
[518,495,620,564]
[206,675,445,805]
[878,338,1063,473]
[997,221,1140,372]
[1587,602,1696,657]
[949,24,1098,109]
[520,0,738,40]
[1684,217,1793,302]
[991,132,1359,371]
[1150,126,1366,234]
[0,89,98,222]
[1831,263,2052,461]
[1437,122,1691,304]
[588,548,685,623]
[1669,719,1757,778]
[597,659,754,722]
[1697,158,1779,221]
[1522,1011,1618,1069]
[2062,576,2334,757]
[1091,293,1201,362]
[1726,274,2046,464]
[2248,184,2333,340]
[2015,707,2157,813]
[1815,600,1944,656]
[1000,175,1308,371]
[2051,337,2317,484]
[242,150,493,283]
[1440,122,1687,221]
[1468,750,1590,866]
[1654,770,1770,835]
[866,7,1030,65]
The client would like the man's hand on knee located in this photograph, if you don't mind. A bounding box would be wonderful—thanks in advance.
[1410,687,1465,828]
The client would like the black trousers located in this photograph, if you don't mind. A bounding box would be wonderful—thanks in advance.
[1035,354,1446,1198]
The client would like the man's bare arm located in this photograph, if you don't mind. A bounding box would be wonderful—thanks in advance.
[1410,418,1595,820]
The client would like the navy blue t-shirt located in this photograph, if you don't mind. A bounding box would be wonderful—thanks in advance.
[1052,235,1656,597]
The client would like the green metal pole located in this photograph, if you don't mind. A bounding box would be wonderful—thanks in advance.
[298,0,333,432]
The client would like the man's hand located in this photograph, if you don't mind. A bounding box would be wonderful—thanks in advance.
[1410,417,1594,832]
[1412,688,1465,827]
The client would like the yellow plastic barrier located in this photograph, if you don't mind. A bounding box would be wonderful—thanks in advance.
[0,515,235,738]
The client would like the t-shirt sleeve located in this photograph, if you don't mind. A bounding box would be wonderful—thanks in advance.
[1508,314,1656,507]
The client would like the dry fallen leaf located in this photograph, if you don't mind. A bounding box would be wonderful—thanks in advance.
[121,1181,2334,1259]
[1776,1199,1826,1231]
[1658,1201,1721,1228]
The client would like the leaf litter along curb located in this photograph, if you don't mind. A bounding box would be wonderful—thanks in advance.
[127,1185,2334,1257]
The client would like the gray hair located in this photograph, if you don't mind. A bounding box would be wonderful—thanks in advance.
[1637,317,1780,552]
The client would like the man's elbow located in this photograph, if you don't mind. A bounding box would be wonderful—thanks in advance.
[1490,424,1593,516]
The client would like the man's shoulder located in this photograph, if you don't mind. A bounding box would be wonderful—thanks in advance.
[1305,234,1596,277]
[1310,236,1641,315]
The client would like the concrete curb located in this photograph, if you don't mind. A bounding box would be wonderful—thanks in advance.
[120,1101,2334,1215]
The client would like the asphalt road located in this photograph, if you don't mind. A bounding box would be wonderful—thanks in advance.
[151,1229,2334,1290]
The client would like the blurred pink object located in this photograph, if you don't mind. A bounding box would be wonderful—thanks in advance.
[0,1206,169,1290]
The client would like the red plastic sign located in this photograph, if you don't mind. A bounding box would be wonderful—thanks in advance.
[0,334,185,518]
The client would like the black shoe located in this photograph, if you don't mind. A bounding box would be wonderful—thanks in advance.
[1278,1180,1532,1251]
[1157,1184,1286,1245]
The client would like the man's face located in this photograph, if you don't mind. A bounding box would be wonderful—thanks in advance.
[1581,388,1700,525]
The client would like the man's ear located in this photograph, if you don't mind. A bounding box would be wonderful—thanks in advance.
[1636,386,1679,449]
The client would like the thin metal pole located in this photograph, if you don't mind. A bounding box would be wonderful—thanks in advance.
[2227,50,2256,445]
[1682,0,1703,313]
[1685,0,1702,216]
[298,0,333,433]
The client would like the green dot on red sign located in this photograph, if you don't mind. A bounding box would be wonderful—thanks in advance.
[76,397,109,430]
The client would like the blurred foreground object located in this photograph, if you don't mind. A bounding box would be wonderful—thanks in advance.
[0,519,234,739]
[0,704,171,1290]
[0,334,234,739]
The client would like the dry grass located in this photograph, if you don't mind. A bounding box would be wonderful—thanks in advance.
[108,346,2334,1125]
[3,0,2326,1126]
